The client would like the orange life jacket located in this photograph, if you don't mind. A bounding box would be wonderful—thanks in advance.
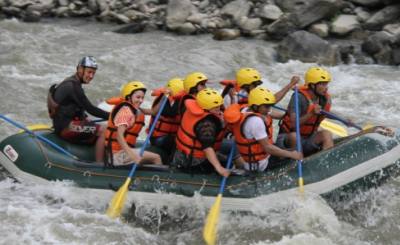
[279,86,331,137]
[104,101,145,154]
[178,93,194,114]
[148,94,181,138]
[227,105,273,163]
[175,100,224,158]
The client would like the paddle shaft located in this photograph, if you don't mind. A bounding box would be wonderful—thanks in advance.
[106,94,170,219]
[127,94,169,178]
[294,87,304,188]
[274,105,362,130]
[202,143,236,245]
[320,110,362,130]
[218,144,235,193]
[0,114,76,159]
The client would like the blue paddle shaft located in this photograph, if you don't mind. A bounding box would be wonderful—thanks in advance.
[218,144,235,194]
[139,95,168,156]
[273,105,362,131]
[320,110,362,130]
[127,95,169,179]
[294,87,303,179]
[0,114,76,158]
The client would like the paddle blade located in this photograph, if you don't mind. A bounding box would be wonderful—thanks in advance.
[320,120,348,137]
[363,123,374,130]
[203,194,223,245]
[106,178,132,219]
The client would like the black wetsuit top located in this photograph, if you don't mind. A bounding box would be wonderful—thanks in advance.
[52,75,109,134]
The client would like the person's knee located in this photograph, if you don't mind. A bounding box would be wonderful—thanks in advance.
[320,130,333,143]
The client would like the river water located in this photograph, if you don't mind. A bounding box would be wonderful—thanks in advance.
[1,18,400,245]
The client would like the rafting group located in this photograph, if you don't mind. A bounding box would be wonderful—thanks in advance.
[47,56,345,178]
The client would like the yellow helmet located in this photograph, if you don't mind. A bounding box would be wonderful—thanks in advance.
[121,81,146,99]
[196,88,223,110]
[183,72,207,93]
[166,77,184,96]
[305,67,331,86]
[248,87,276,106]
[236,68,262,87]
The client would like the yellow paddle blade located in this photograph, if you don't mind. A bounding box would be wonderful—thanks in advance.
[320,120,348,137]
[106,178,132,219]
[298,177,304,193]
[363,123,374,130]
[203,194,223,245]
[19,124,51,133]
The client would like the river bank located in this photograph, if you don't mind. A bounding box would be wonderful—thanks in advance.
[1,0,400,66]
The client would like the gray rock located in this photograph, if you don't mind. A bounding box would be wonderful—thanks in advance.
[23,9,41,22]
[267,0,340,40]
[54,6,70,17]
[393,48,400,65]
[96,0,109,12]
[275,0,311,12]
[11,0,33,8]
[198,0,209,10]
[58,0,69,7]
[237,16,262,32]
[166,0,194,30]
[114,21,147,34]
[383,23,400,35]
[109,11,131,24]
[2,6,23,17]
[88,0,99,14]
[30,0,54,12]
[221,0,250,22]
[354,7,371,23]
[348,0,382,7]
[309,23,329,38]
[277,30,340,65]
[266,13,298,40]
[331,14,360,36]
[258,4,282,21]
[292,0,341,28]
[123,9,147,21]
[361,31,393,55]
[187,13,208,24]
[364,4,400,30]
[176,22,197,34]
[212,28,240,40]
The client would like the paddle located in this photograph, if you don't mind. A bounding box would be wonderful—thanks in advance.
[294,86,304,193]
[235,92,348,136]
[203,144,235,245]
[320,110,363,130]
[273,105,349,137]
[0,114,77,159]
[106,95,169,219]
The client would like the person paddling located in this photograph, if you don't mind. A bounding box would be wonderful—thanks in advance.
[148,77,185,159]
[224,87,302,171]
[277,67,338,156]
[172,88,230,177]
[103,81,161,167]
[221,68,298,109]
[47,56,109,162]
[179,72,208,114]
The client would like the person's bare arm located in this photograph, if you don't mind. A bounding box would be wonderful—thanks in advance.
[258,137,303,160]
[274,76,299,103]
[204,147,230,177]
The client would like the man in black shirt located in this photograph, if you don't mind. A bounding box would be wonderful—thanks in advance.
[47,56,109,161]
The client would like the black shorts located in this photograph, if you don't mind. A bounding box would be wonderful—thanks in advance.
[59,119,100,145]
